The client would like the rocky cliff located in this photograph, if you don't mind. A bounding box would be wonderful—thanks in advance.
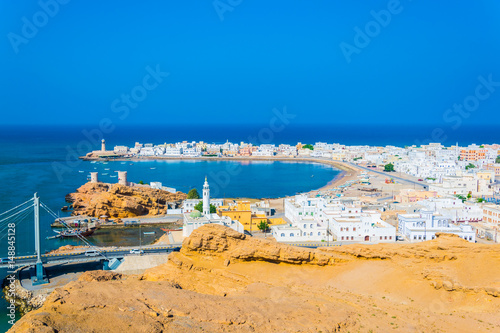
[65,182,187,218]
[9,225,500,332]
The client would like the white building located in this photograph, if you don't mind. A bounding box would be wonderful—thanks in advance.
[182,212,244,237]
[252,144,275,157]
[182,148,201,157]
[114,145,129,153]
[417,197,483,223]
[272,195,395,243]
[429,175,492,197]
[164,146,183,156]
[330,212,396,242]
[182,198,224,213]
[398,211,475,242]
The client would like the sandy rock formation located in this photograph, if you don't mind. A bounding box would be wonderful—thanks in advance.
[9,225,500,333]
[46,245,89,255]
[65,182,187,218]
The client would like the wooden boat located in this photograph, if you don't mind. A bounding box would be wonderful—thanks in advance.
[54,227,96,238]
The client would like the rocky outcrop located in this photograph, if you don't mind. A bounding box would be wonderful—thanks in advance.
[3,272,48,316]
[65,182,187,218]
[9,225,500,333]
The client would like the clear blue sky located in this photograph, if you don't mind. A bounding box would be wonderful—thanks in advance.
[1,0,500,126]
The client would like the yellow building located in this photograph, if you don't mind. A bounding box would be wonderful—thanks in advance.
[476,170,495,182]
[218,200,278,232]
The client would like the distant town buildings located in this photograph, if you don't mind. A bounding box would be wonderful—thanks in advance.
[84,139,500,245]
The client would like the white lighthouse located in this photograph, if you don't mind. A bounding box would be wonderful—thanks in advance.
[202,176,210,215]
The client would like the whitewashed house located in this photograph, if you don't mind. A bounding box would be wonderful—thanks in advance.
[398,211,475,242]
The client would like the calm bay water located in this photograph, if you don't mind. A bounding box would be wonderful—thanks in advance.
[0,123,499,331]
[0,126,343,331]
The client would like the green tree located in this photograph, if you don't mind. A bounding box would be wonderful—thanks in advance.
[302,144,314,150]
[194,201,216,213]
[496,156,500,164]
[465,163,476,170]
[477,198,485,203]
[257,221,269,232]
[138,180,145,185]
[455,194,466,203]
[467,192,472,200]
[384,163,395,172]
[187,188,200,199]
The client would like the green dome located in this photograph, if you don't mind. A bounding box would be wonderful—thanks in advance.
[190,210,202,218]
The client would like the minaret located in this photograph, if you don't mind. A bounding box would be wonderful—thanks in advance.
[101,139,106,152]
[203,176,210,215]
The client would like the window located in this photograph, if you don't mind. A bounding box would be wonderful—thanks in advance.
[380,236,382,240]
[310,232,313,236]
[346,227,349,231]
[281,233,285,237]
[353,227,356,231]
[351,236,354,240]
[384,236,387,240]
[290,233,294,237]
[341,227,344,231]
[310,224,313,228]
[341,236,344,240]
[389,236,392,240]
[414,236,417,240]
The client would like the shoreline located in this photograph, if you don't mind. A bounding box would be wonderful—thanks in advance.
[80,155,362,198]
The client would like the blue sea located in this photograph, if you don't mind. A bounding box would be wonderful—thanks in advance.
[0,123,499,331]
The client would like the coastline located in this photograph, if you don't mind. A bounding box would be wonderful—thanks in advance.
[80,155,361,197]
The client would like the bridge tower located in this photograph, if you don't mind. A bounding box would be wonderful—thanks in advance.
[32,193,48,285]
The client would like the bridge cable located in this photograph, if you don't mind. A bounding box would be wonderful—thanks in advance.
[0,202,34,225]
[0,198,34,217]
[0,204,34,241]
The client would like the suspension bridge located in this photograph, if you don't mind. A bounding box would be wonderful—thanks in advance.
[0,193,180,285]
